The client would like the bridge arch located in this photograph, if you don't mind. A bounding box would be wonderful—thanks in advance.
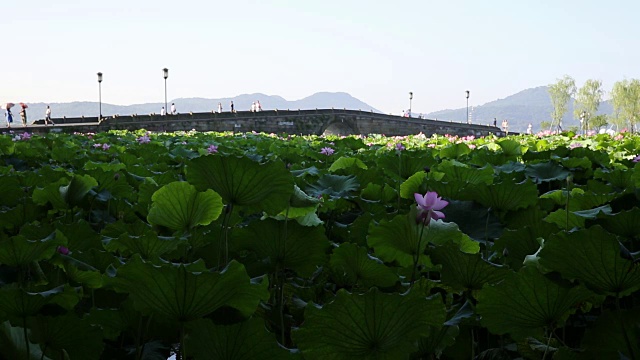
[321,118,359,136]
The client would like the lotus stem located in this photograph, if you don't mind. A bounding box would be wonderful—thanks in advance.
[411,218,429,285]
[616,293,636,360]
[23,315,29,360]
[542,327,553,360]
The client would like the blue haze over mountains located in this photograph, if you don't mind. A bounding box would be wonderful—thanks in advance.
[9,87,614,133]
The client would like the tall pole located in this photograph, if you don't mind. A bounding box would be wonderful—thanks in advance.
[409,92,413,117]
[97,72,103,120]
[466,90,470,124]
[163,68,169,116]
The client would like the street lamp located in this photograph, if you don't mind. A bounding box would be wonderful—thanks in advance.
[163,68,169,116]
[97,72,103,120]
[409,92,413,117]
[466,90,470,124]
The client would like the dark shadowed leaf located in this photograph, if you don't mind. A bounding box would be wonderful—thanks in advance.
[186,317,293,360]
[0,232,63,267]
[431,244,510,291]
[29,313,104,360]
[580,308,640,359]
[476,266,592,339]
[108,256,268,323]
[294,288,446,360]
[60,174,98,206]
[463,179,538,212]
[525,162,571,183]
[329,243,398,289]
[538,225,640,297]
[235,218,329,277]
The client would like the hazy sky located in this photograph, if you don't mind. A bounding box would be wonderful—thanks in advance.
[1,0,638,114]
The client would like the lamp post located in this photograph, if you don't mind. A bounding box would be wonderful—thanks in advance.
[97,72,103,120]
[409,92,413,117]
[163,68,169,116]
[466,90,470,124]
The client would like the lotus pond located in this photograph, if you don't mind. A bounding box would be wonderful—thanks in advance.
[1,129,639,359]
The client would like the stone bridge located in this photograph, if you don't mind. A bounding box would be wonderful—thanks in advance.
[13,109,504,137]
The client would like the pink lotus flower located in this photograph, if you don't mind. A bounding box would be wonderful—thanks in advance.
[93,143,102,148]
[207,144,218,154]
[395,143,405,151]
[57,246,70,255]
[320,147,335,156]
[633,155,640,163]
[102,143,110,150]
[414,191,448,224]
[137,135,151,144]
[615,134,624,141]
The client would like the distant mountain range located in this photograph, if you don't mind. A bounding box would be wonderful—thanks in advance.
[3,87,616,133]
[425,86,614,132]
[3,92,380,124]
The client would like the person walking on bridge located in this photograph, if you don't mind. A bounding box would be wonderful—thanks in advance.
[44,105,54,125]
[217,102,222,113]
[19,103,27,127]
[170,103,177,115]
[230,101,235,113]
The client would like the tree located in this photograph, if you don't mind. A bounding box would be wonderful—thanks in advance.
[574,79,604,133]
[590,114,608,131]
[611,79,640,132]
[548,75,576,131]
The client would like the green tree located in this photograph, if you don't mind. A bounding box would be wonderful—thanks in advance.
[611,79,640,132]
[574,79,604,132]
[590,114,608,131]
[548,75,576,131]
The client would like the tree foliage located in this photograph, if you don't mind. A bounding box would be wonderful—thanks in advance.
[574,79,604,132]
[611,79,640,131]
[548,75,576,130]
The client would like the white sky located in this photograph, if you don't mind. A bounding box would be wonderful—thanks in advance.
[1,0,638,114]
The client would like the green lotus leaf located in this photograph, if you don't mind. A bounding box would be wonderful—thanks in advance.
[289,185,321,208]
[86,168,136,201]
[234,218,329,278]
[147,181,224,231]
[60,174,98,206]
[306,174,360,200]
[594,167,634,189]
[463,178,538,212]
[524,162,570,183]
[108,255,268,323]
[543,209,585,230]
[493,161,526,174]
[0,176,22,208]
[55,219,102,252]
[426,220,480,254]
[85,308,128,341]
[367,209,432,268]
[441,200,503,242]
[0,321,51,360]
[186,317,293,360]
[361,183,396,203]
[415,325,459,359]
[0,232,63,267]
[0,285,74,321]
[329,156,368,172]
[378,152,436,180]
[423,179,468,200]
[29,313,104,360]
[104,231,182,260]
[186,155,294,215]
[493,223,558,271]
[580,308,640,359]
[399,171,428,199]
[431,244,510,291]
[538,225,640,297]
[476,266,592,339]
[294,288,446,360]
[329,242,398,289]
[596,207,640,239]
[497,139,524,157]
[83,160,127,172]
[31,178,69,210]
[0,203,42,231]
[436,160,494,185]
[439,143,471,159]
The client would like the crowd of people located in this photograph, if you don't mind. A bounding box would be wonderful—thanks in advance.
[159,100,263,115]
